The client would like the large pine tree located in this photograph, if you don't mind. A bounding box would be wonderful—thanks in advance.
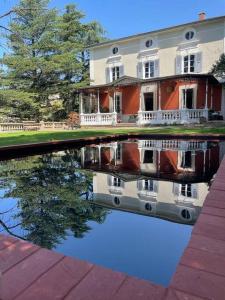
[1,0,58,120]
[0,1,105,120]
[55,4,106,114]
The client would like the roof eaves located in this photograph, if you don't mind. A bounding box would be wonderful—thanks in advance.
[88,15,225,49]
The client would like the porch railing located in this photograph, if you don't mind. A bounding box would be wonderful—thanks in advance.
[138,140,208,151]
[80,113,117,126]
[138,109,208,125]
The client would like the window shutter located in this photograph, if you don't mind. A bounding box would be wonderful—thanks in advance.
[173,183,180,196]
[137,62,143,78]
[121,180,125,188]
[105,67,111,83]
[107,175,112,186]
[137,180,142,190]
[154,59,159,77]
[192,184,198,199]
[175,55,182,74]
[153,181,158,193]
[195,52,202,73]
[119,65,124,77]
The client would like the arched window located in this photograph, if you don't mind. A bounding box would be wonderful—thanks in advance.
[185,31,195,41]
[145,39,153,48]
[112,47,119,55]
[181,209,191,220]
[145,202,152,211]
[114,197,120,206]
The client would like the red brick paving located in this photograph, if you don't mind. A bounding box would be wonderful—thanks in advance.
[1,157,225,299]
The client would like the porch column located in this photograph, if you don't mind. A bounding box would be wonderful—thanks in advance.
[112,89,117,126]
[97,89,100,113]
[157,150,161,176]
[89,92,92,113]
[158,82,161,110]
[203,149,206,175]
[113,90,116,113]
[139,85,142,111]
[97,145,101,167]
[80,92,83,113]
[184,89,187,109]
[211,86,213,109]
[205,79,209,109]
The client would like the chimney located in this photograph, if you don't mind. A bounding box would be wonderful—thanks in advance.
[199,12,206,21]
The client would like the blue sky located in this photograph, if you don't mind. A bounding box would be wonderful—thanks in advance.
[1,0,225,56]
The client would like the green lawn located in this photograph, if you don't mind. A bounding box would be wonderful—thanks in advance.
[0,126,225,148]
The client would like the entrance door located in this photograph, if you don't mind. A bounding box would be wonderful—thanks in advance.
[182,89,194,109]
[115,93,122,114]
[144,92,154,111]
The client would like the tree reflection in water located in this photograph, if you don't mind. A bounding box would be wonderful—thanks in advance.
[0,150,109,249]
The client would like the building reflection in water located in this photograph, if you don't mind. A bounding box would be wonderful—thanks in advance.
[81,139,224,225]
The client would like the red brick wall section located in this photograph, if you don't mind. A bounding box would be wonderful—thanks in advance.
[212,84,222,111]
[160,151,178,173]
[160,79,222,111]
[121,86,140,115]
[100,92,110,112]
[101,148,111,165]
[121,143,140,171]
[196,80,206,109]
[98,80,222,113]
[160,80,180,110]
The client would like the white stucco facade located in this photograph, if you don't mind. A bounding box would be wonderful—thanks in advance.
[89,17,225,86]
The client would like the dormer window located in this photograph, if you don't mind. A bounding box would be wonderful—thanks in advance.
[112,47,119,55]
[185,31,195,40]
[145,39,153,48]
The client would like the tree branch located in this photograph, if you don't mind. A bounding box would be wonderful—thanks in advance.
[0,25,13,33]
[0,10,14,20]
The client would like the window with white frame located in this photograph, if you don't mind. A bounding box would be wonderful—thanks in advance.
[144,61,155,78]
[112,47,119,55]
[180,183,193,198]
[185,31,195,41]
[144,179,154,191]
[115,94,121,113]
[181,151,192,169]
[112,66,120,81]
[113,177,121,187]
[183,54,195,73]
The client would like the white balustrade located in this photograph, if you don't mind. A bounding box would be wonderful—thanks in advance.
[0,123,25,131]
[80,113,117,126]
[0,122,67,132]
[138,139,208,151]
[138,109,208,125]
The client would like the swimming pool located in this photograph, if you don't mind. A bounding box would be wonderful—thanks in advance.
[0,139,223,286]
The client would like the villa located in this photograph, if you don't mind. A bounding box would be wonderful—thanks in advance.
[80,139,222,223]
[79,13,225,126]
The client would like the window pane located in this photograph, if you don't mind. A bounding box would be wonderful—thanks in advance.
[116,66,120,79]
[145,62,149,78]
[150,61,154,77]
[190,55,195,72]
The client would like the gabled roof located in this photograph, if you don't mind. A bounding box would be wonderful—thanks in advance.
[89,15,225,49]
[110,75,142,86]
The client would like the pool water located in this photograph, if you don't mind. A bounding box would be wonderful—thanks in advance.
[0,139,223,286]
